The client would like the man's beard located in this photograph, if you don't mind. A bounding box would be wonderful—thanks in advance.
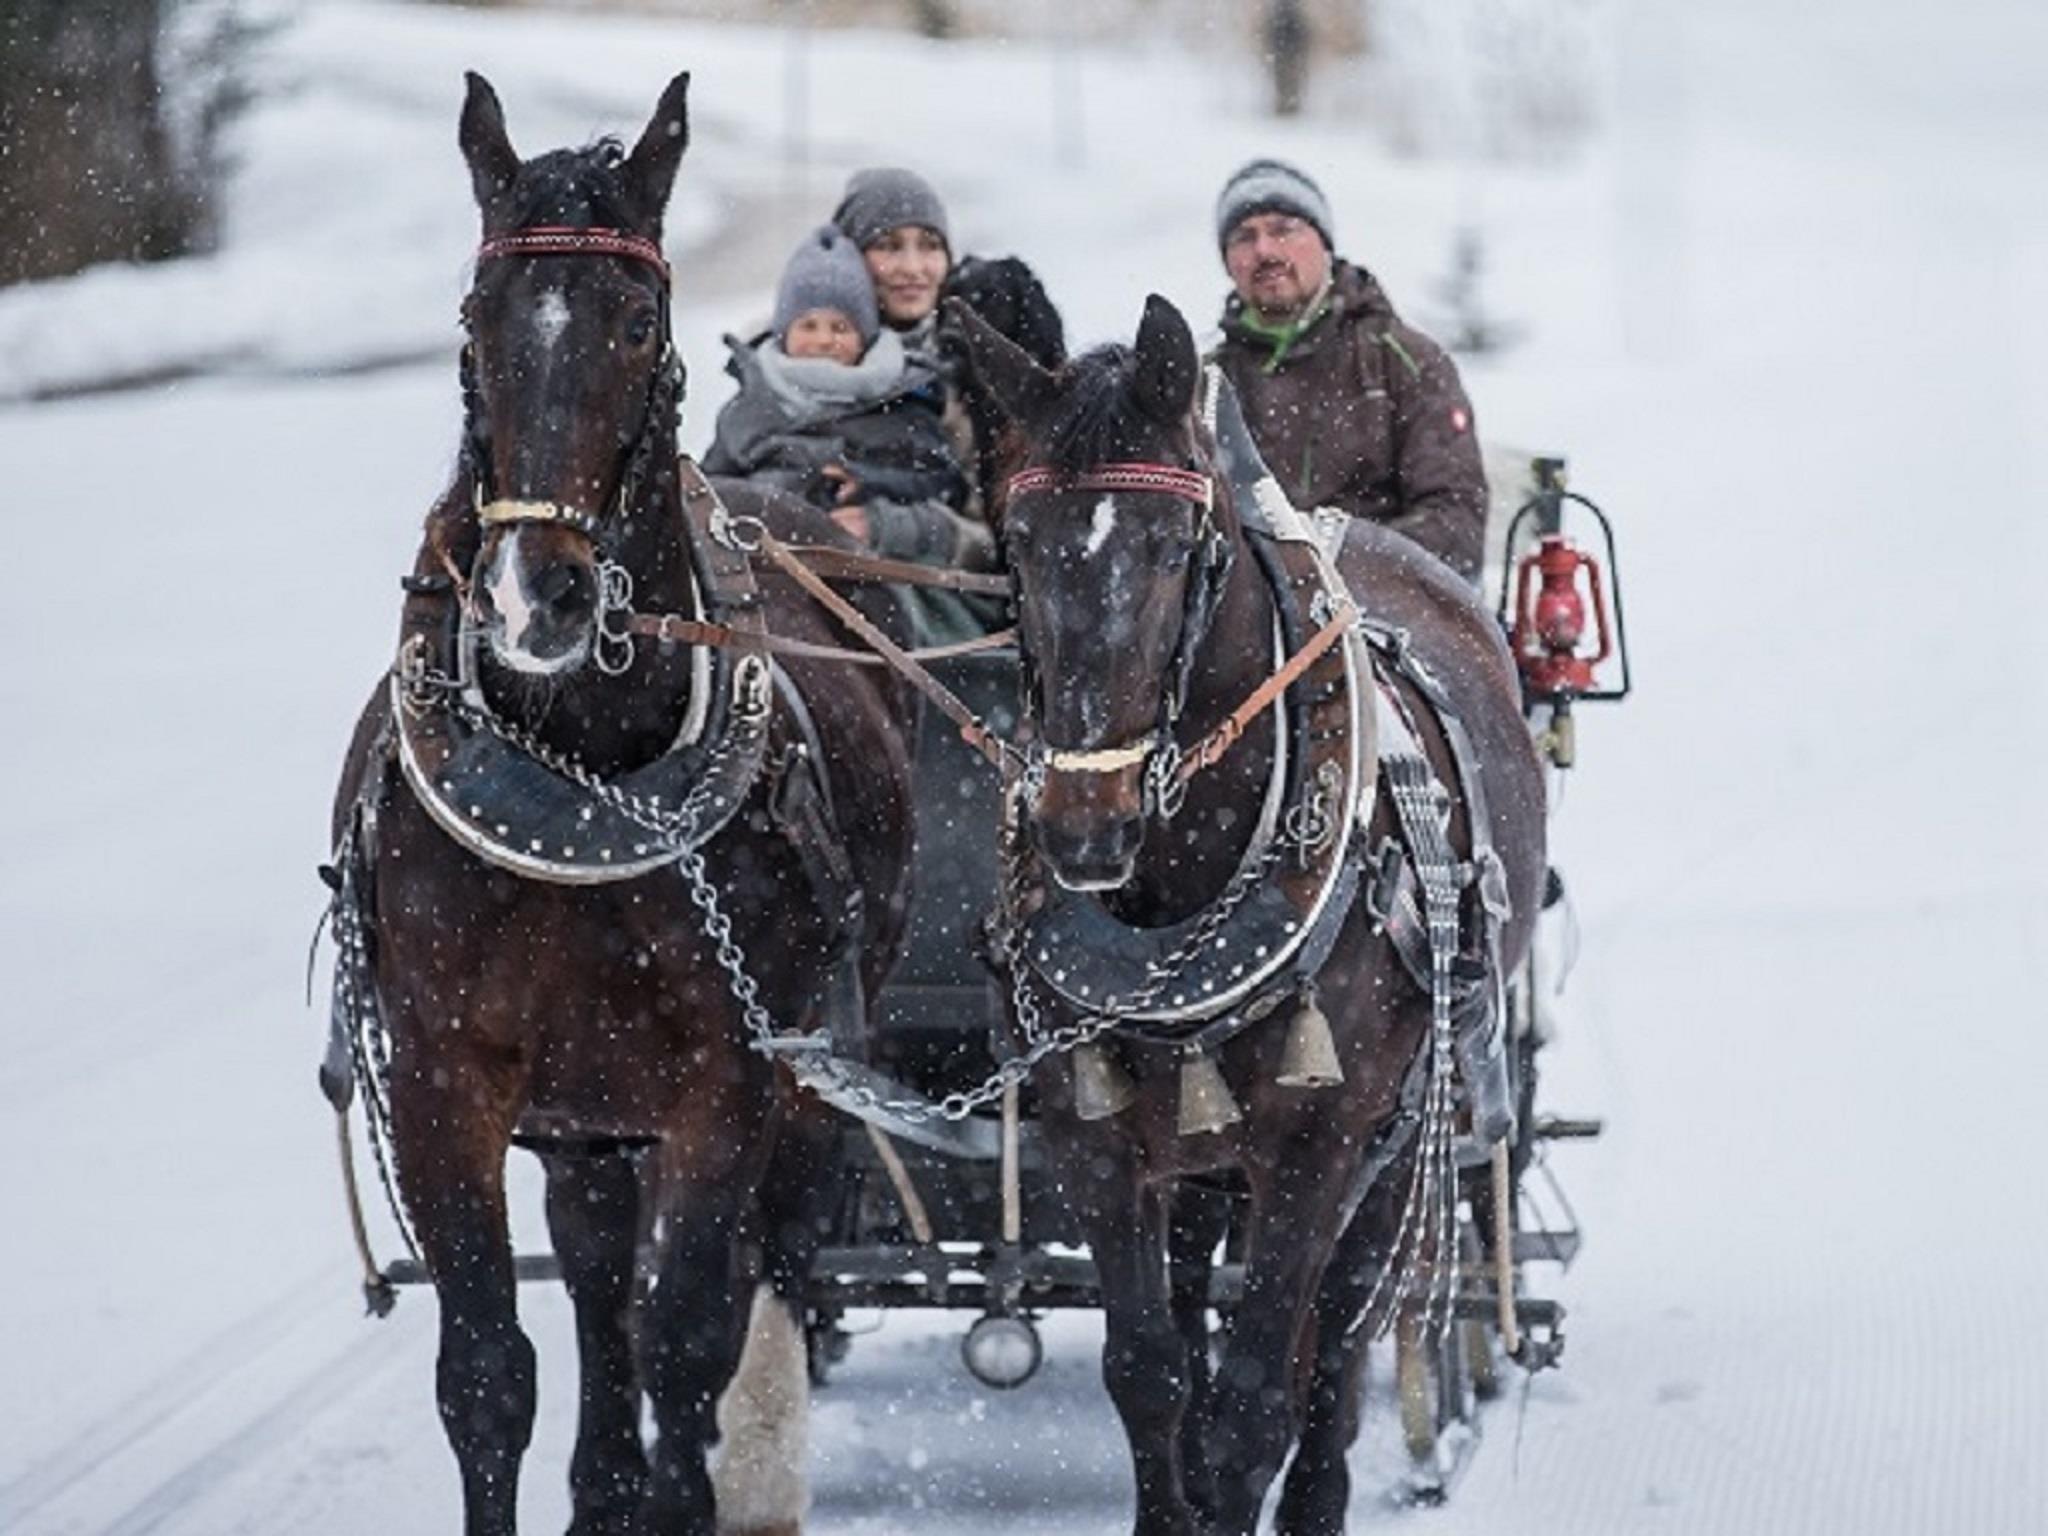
[1251,264,1304,317]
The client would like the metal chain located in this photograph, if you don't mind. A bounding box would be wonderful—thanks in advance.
[1351,752,1462,1343]
[422,674,1312,1133]
[329,823,421,1261]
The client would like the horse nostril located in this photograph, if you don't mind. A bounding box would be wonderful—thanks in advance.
[531,562,590,610]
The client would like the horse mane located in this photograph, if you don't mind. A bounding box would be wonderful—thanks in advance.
[1041,343,1157,475]
[501,138,641,230]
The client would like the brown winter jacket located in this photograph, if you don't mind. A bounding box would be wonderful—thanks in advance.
[1211,261,1487,582]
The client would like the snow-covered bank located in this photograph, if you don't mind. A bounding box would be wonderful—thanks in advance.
[2,0,2044,1531]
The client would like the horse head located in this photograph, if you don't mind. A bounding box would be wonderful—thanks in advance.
[950,294,1234,892]
[457,71,689,677]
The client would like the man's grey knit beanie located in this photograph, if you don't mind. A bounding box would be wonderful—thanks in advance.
[772,225,880,344]
[831,167,951,252]
[1214,158,1335,252]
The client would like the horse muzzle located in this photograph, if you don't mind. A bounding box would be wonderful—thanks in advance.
[1029,767,1146,892]
[473,522,600,676]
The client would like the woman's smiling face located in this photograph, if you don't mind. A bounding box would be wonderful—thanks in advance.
[861,225,949,326]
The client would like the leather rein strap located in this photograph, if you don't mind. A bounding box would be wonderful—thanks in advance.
[625,609,1015,669]
[1174,600,1356,786]
[769,543,1010,596]
[750,529,1012,769]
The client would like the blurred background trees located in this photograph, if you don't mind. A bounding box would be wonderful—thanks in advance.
[0,0,251,286]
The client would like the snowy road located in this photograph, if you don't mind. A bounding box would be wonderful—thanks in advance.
[4,0,2045,1531]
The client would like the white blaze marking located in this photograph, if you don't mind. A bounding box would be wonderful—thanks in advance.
[483,537,573,676]
[486,539,536,651]
[1084,495,1118,557]
[533,290,571,354]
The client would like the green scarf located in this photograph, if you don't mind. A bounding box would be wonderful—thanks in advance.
[1240,281,1334,373]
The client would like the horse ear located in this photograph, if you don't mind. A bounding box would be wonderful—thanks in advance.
[459,72,520,211]
[622,72,691,220]
[1131,293,1198,427]
[944,295,1059,430]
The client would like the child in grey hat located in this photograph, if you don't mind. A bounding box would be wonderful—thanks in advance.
[704,225,972,560]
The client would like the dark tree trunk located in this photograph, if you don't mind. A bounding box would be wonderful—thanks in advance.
[1267,0,1311,118]
[906,0,956,41]
[0,0,213,286]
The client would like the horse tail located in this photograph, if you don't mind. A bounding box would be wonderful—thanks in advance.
[710,1279,810,1536]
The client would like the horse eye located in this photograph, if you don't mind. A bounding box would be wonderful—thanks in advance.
[625,309,658,347]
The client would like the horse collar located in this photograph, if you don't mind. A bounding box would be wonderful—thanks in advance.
[1008,529,1375,1033]
[394,466,775,885]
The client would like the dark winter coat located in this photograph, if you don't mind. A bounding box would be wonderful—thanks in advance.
[1210,260,1488,581]
[701,330,979,565]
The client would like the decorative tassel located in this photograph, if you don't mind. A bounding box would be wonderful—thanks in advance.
[1071,1041,1137,1121]
[1276,986,1344,1088]
[1177,1049,1243,1137]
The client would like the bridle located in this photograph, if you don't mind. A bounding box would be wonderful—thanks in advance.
[1002,458,1233,818]
[461,224,683,550]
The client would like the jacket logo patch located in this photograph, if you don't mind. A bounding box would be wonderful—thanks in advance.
[1449,406,1470,434]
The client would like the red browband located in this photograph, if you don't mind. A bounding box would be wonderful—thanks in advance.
[476,226,670,283]
[1006,463,1214,509]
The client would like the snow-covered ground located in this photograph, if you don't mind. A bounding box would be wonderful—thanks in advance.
[3,0,2044,1530]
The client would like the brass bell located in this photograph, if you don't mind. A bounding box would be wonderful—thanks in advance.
[1177,1049,1243,1137]
[1071,1040,1137,1121]
[1276,987,1343,1089]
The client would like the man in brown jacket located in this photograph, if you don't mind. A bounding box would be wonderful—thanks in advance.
[1209,159,1488,582]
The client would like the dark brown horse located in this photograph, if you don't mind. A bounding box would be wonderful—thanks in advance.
[328,75,913,1535]
[950,294,1546,1534]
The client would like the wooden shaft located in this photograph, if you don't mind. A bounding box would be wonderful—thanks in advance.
[863,1124,935,1245]
[1490,1138,1522,1357]
[1000,1081,1022,1246]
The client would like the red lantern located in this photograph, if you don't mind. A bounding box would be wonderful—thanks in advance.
[1511,535,1613,698]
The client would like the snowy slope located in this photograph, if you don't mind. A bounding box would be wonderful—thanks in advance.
[2,1,2044,1531]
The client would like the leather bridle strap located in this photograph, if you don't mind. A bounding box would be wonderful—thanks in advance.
[476,493,604,538]
[1006,463,1214,509]
[476,226,670,282]
[466,225,674,537]
[1027,600,1355,787]
[1174,599,1356,785]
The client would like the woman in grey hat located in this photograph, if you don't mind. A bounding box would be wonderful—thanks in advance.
[830,167,1067,536]
[831,166,955,337]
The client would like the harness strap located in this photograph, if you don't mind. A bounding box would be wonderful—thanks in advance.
[768,543,1012,596]
[625,610,1015,668]
[1174,600,1357,785]
[752,529,1011,770]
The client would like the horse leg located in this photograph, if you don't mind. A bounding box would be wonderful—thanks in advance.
[544,1147,652,1536]
[1168,1182,1234,1526]
[396,1088,534,1536]
[638,1175,751,1534]
[1078,1158,1200,1536]
[1272,1191,1392,1536]
[709,1107,837,1536]
[1204,1166,1353,1536]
